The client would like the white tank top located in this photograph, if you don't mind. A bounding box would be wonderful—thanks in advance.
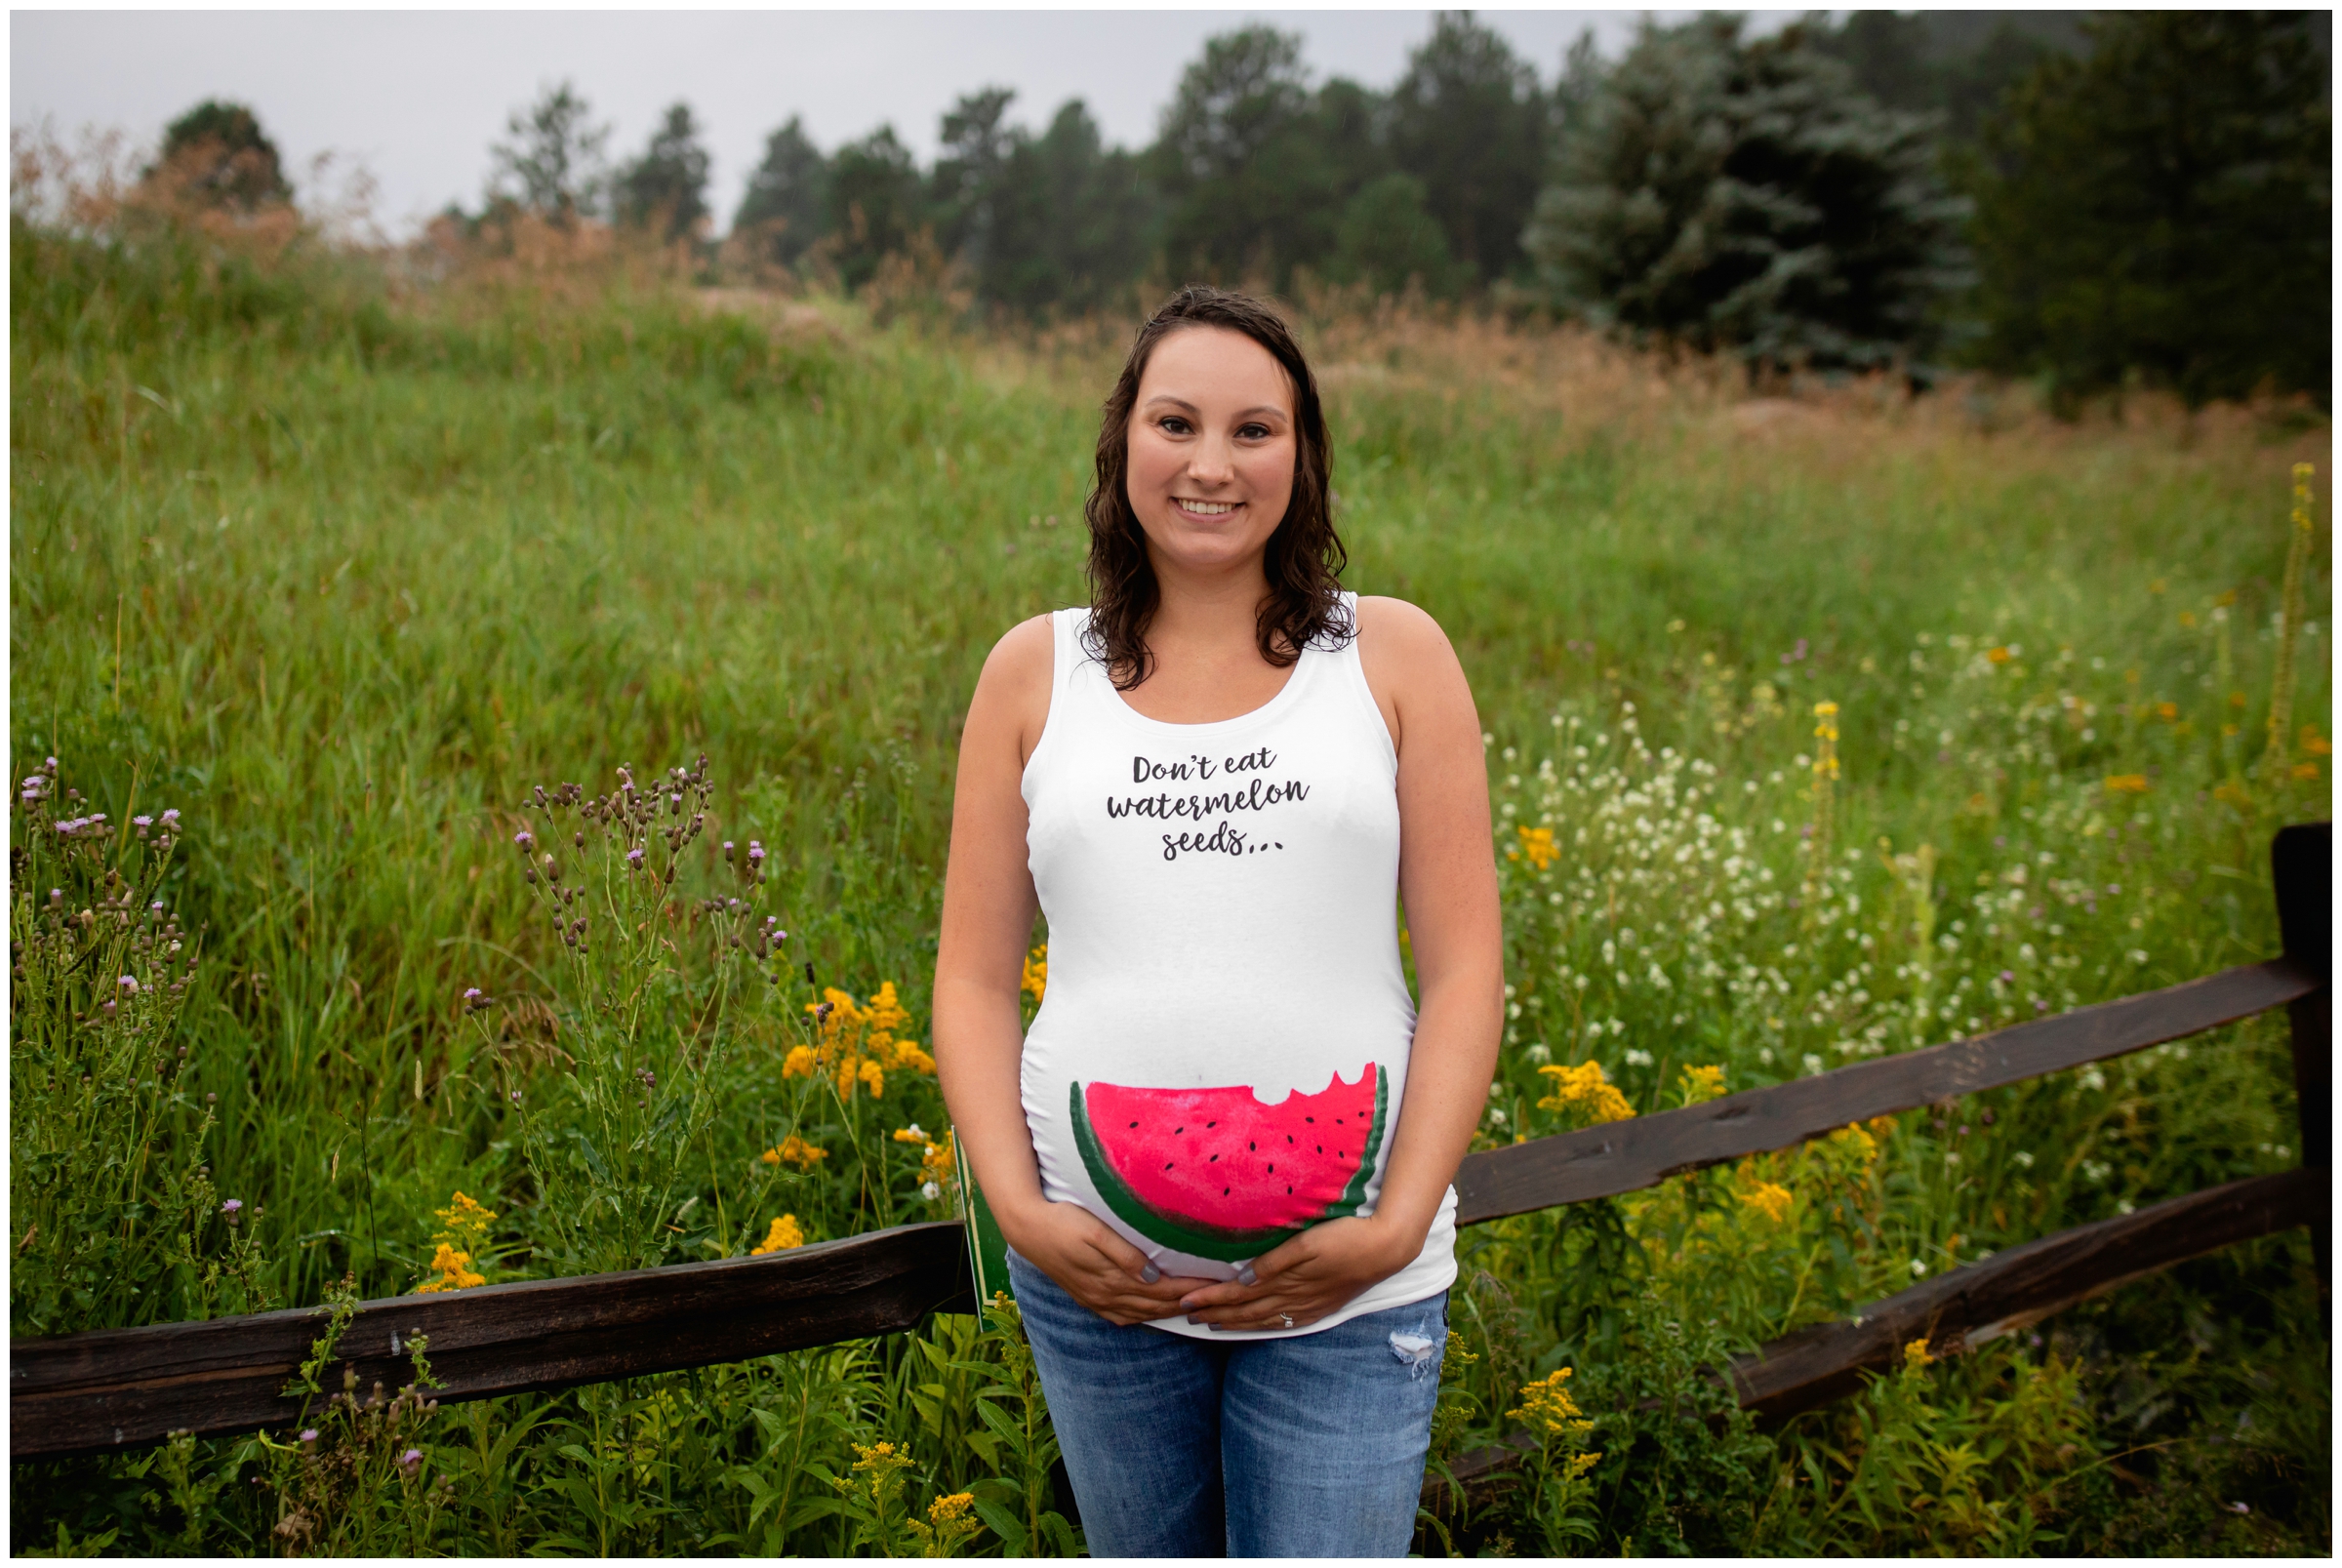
[1018,597,1458,1339]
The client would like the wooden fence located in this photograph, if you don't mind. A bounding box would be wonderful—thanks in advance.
[13,824,2327,1468]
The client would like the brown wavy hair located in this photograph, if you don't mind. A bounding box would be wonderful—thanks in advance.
[1082,285,1351,690]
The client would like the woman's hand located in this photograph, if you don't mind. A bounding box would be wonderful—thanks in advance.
[1004,1200,1218,1327]
[1171,1215,1419,1332]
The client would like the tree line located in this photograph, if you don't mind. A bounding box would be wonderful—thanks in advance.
[153,11,2330,408]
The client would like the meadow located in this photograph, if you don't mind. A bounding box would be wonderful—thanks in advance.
[8,204,2332,1555]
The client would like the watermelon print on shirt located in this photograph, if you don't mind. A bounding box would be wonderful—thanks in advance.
[1070,1065,1389,1261]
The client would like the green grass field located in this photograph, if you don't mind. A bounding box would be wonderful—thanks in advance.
[10,217,2331,1554]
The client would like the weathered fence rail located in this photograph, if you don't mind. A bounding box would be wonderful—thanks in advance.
[12,824,2327,1465]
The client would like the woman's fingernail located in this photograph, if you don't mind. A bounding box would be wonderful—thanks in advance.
[1140,1263,1161,1284]
[1235,1263,1259,1287]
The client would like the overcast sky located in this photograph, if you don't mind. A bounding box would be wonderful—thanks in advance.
[12,9,1796,236]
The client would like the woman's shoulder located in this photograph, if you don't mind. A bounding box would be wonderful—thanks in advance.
[1352,595,1457,662]
[977,612,1058,697]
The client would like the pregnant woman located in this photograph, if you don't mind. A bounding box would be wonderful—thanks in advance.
[934,286,1502,1557]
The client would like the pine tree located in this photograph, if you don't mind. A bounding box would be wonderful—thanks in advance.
[821,126,923,293]
[1525,17,1965,376]
[733,118,829,271]
[614,103,711,243]
[1965,11,2330,409]
[979,101,1161,316]
[1387,14,1546,283]
[152,100,292,210]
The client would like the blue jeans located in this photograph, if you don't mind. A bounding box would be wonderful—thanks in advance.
[1006,1249,1447,1557]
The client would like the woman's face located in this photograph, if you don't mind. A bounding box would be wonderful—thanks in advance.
[1124,325,1298,581]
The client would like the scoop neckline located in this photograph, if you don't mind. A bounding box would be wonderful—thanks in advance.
[1092,627,1321,737]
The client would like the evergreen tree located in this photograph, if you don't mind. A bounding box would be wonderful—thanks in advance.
[981,100,1161,316]
[488,81,610,225]
[1965,11,2329,409]
[931,87,1019,274]
[613,102,711,242]
[1814,12,2085,143]
[1524,17,1965,375]
[734,118,829,270]
[821,124,924,292]
[153,100,292,210]
[1387,14,1545,283]
[1328,173,1458,298]
[1151,24,1314,285]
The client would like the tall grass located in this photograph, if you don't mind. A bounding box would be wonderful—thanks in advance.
[9,201,2330,1554]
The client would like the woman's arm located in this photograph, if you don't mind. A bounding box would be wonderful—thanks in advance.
[932,616,1212,1325]
[1177,596,1503,1329]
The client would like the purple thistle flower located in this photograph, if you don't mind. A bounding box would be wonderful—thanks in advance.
[299,1428,319,1444]
[118,975,139,994]
[626,847,645,869]
[514,829,535,852]
[221,1198,242,1214]
[398,1447,424,1474]
[747,841,765,864]
[1999,970,2014,985]
[134,815,152,828]
[159,808,179,825]
[44,757,58,774]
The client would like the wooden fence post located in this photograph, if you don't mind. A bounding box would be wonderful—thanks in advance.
[2272,821,2330,1314]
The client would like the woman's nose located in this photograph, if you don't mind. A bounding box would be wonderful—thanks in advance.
[1188,434,1236,485]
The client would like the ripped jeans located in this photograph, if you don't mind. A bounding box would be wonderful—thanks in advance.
[1005,1249,1448,1557]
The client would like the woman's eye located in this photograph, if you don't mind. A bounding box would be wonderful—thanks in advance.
[1159,417,1191,435]
[1238,423,1272,440]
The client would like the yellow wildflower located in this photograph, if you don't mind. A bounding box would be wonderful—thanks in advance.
[1833,1121,1880,1164]
[2303,728,2332,756]
[801,981,924,1100]
[1564,1451,1602,1478]
[782,1044,817,1078]
[433,1190,497,1247]
[1509,1368,1585,1437]
[850,1439,907,1472]
[892,1126,929,1145]
[1903,1338,1935,1371]
[1537,1061,1635,1127]
[416,1189,497,1290]
[1515,825,1559,871]
[762,1134,827,1171]
[1986,646,2012,664]
[750,1214,806,1255]
[1676,1064,1726,1106]
[1738,1181,1794,1224]
[2294,761,2321,781]
[416,1242,484,1293]
[2155,702,2179,721]
[1022,945,1049,1004]
[920,1129,957,1189]
[2103,774,2150,794]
